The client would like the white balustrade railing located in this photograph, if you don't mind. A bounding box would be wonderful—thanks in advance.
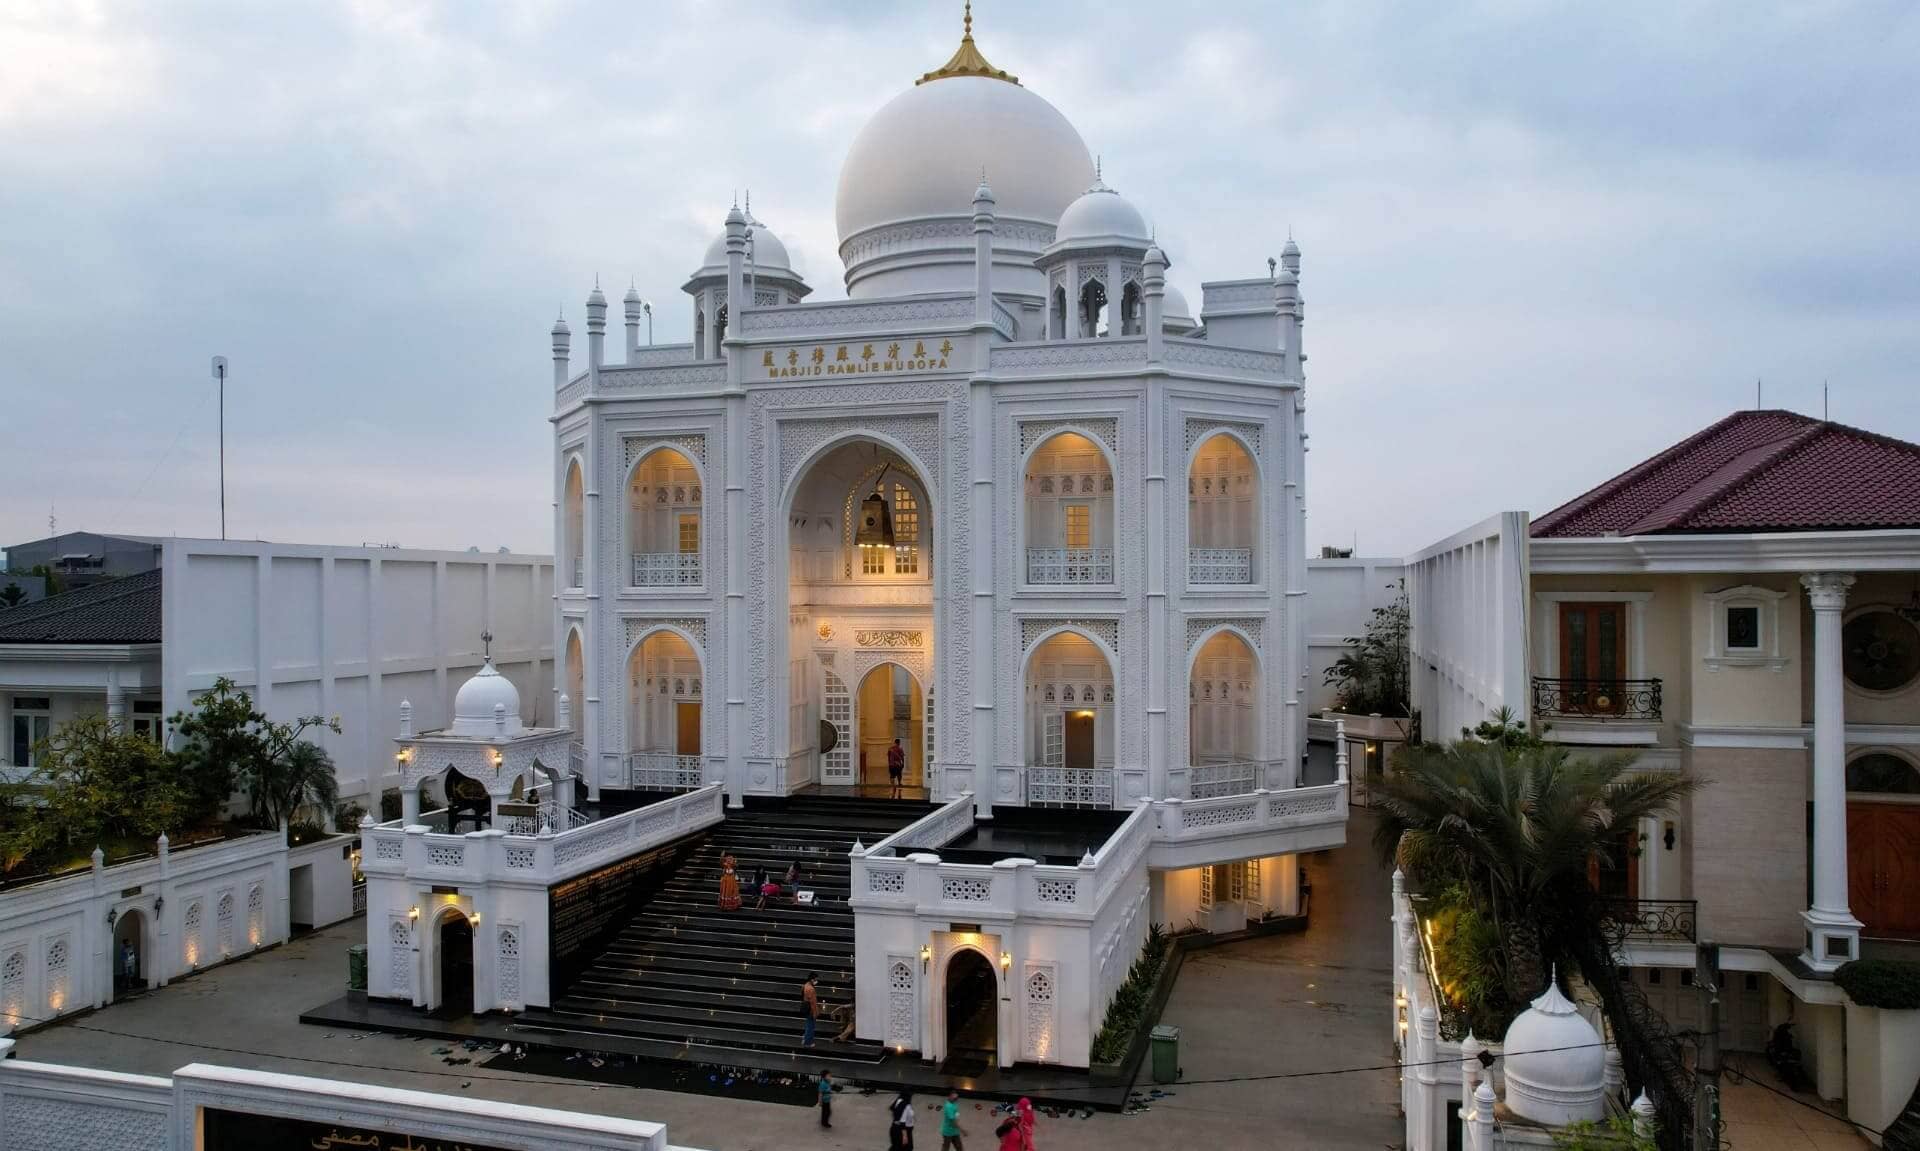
[1026,764,1115,808]
[625,751,704,791]
[863,792,975,859]
[774,751,818,795]
[1024,546,1114,585]
[569,556,584,588]
[1188,547,1252,584]
[360,782,724,886]
[630,551,702,587]
[1188,760,1272,799]
[1152,781,1347,842]
[568,741,585,776]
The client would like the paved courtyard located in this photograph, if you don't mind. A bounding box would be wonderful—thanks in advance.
[12,813,1403,1151]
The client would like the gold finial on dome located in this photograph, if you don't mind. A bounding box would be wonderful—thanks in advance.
[917,1,1020,86]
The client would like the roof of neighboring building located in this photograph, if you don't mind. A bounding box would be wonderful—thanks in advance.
[1530,410,1920,538]
[0,569,162,644]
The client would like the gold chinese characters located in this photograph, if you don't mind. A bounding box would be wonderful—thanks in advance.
[761,338,955,380]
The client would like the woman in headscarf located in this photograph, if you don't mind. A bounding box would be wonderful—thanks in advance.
[1016,1097,1036,1149]
[888,1089,915,1149]
[717,852,741,911]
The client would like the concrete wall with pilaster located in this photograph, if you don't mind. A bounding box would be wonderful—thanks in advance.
[1686,744,1807,949]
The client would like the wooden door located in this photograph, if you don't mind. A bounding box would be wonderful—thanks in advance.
[675,702,701,757]
[1848,804,1883,934]
[1064,710,1095,770]
[1588,827,1640,900]
[1560,602,1626,713]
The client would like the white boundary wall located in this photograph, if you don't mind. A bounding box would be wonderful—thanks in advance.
[1306,556,1407,713]
[158,539,554,809]
[1405,513,1530,741]
[0,1051,696,1150]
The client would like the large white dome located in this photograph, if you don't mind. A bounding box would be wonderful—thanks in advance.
[834,23,1095,301]
[700,219,794,277]
[450,659,524,738]
[1501,976,1607,1127]
[836,76,1093,242]
[1055,180,1150,246]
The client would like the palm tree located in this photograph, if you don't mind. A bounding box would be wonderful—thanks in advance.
[247,740,340,832]
[1373,737,1697,1008]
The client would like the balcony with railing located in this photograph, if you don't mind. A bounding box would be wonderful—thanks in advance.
[1186,760,1277,800]
[624,750,705,792]
[1187,547,1252,585]
[1026,764,1115,809]
[1024,547,1114,586]
[1531,677,1662,722]
[1600,898,1697,944]
[630,551,702,587]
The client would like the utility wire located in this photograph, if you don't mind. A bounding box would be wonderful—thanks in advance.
[1721,1061,1886,1140]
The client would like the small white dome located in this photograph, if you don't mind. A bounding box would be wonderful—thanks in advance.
[699,219,795,278]
[450,659,524,738]
[1163,284,1195,328]
[1055,180,1149,246]
[1501,975,1607,1127]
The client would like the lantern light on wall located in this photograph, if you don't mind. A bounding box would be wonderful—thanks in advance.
[920,944,932,971]
[855,476,896,550]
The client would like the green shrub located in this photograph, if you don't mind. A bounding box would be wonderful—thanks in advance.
[1090,925,1171,1064]
[1835,959,1920,1010]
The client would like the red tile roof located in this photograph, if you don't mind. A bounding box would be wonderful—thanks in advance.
[1530,410,1920,538]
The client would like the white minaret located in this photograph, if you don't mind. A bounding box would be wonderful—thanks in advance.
[550,314,571,390]
[972,176,995,329]
[1142,244,1167,363]
[623,285,643,363]
[1282,235,1304,374]
[585,282,607,391]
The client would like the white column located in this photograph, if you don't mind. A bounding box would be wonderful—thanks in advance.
[105,676,127,732]
[1800,571,1859,971]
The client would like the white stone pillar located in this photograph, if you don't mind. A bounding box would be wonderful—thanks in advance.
[1469,1081,1497,1151]
[1800,571,1860,971]
[585,285,606,394]
[1067,261,1083,338]
[401,785,421,826]
[1105,257,1123,335]
[624,287,643,364]
[105,678,127,732]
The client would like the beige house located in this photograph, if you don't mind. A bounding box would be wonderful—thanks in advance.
[1409,409,1920,1111]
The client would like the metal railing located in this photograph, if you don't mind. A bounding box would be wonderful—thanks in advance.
[1026,764,1115,809]
[1024,547,1114,585]
[1531,676,1663,721]
[1599,898,1697,943]
[1187,547,1251,584]
[1188,760,1269,799]
[630,551,702,587]
[624,750,704,791]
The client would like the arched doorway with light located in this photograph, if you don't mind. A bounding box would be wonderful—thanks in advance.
[562,456,585,590]
[941,947,999,1076]
[854,662,925,796]
[624,628,704,792]
[435,910,474,1017]
[110,907,147,998]
[1023,629,1117,808]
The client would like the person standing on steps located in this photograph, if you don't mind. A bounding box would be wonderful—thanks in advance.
[718,852,740,911]
[816,1068,834,1129]
[801,972,819,1047]
[889,1090,916,1150]
[887,736,906,798]
[754,866,778,910]
[939,1089,965,1151]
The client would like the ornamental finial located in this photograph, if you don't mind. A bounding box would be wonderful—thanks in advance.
[481,629,493,660]
[918,1,1019,86]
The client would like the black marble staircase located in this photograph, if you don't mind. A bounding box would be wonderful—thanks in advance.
[524,795,930,1062]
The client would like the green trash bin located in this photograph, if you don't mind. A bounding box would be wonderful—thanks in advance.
[347,944,368,991]
[1150,1025,1180,1084]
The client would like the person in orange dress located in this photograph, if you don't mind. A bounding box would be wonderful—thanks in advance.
[718,853,741,910]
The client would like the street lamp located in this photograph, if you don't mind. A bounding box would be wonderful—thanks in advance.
[209,356,232,539]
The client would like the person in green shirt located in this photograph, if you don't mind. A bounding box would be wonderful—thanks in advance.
[940,1088,965,1150]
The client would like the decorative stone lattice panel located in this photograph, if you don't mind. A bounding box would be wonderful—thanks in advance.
[1021,617,1120,654]
[1269,790,1340,819]
[389,918,411,996]
[246,884,263,947]
[623,433,707,470]
[44,937,68,1012]
[1184,417,1263,456]
[504,846,536,869]
[553,822,627,868]
[375,838,403,861]
[5,1096,169,1151]
[1165,341,1286,376]
[1024,966,1057,1062]
[623,616,708,652]
[992,340,1145,371]
[868,869,906,895]
[739,291,975,333]
[426,844,465,869]
[887,958,917,1049]
[1185,615,1264,652]
[1034,878,1079,905]
[1,950,23,1026]
[1183,800,1260,829]
[1019,417,1118,457]
[216,892,234,958]
[851,649,930,695]
[941,876,992,903]
[498,927,521,1005]
[183,902,203,965]
[777,414,943,501]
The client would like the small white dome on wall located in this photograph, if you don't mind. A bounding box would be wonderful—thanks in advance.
[450,659,524,738]
[1054,178,1150,246]
[1501,973,1608,1127]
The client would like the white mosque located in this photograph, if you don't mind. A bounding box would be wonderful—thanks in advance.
[361,7,1348,1073]
[553,7,1317,823]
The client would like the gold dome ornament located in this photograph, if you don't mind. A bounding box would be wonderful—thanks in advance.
[918,2,1019,86]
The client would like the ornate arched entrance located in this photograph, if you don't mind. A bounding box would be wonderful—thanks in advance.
[942,948,998,1074]
[436,911,474,1016]
[111,908,146,997]
[854,661,924,794]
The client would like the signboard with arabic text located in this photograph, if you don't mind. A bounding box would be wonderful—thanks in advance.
[201,1107,520,1151]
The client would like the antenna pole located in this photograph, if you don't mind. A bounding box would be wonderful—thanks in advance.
[1823,380,1829,421]
[211,356,230,539]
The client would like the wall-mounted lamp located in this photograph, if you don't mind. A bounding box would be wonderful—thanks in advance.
[1000,951,1012,973]
[920,944,932,971]
[468,912,482,928]
[105,908,118,927]
[408,905,421,925]
[153,896,164,915]
[396,747,413,766]
[1663,821,1677,851]
[488,748,503,769]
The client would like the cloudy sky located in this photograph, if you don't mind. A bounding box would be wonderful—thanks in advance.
[3,1,1916,557]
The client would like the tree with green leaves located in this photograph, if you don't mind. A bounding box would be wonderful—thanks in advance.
[1373,737,1696,1013]
[0,583,24,608]
[1324,580,1410,716]
[246,719,342,831]
[168,677,268,817]
[0,714,191,869]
